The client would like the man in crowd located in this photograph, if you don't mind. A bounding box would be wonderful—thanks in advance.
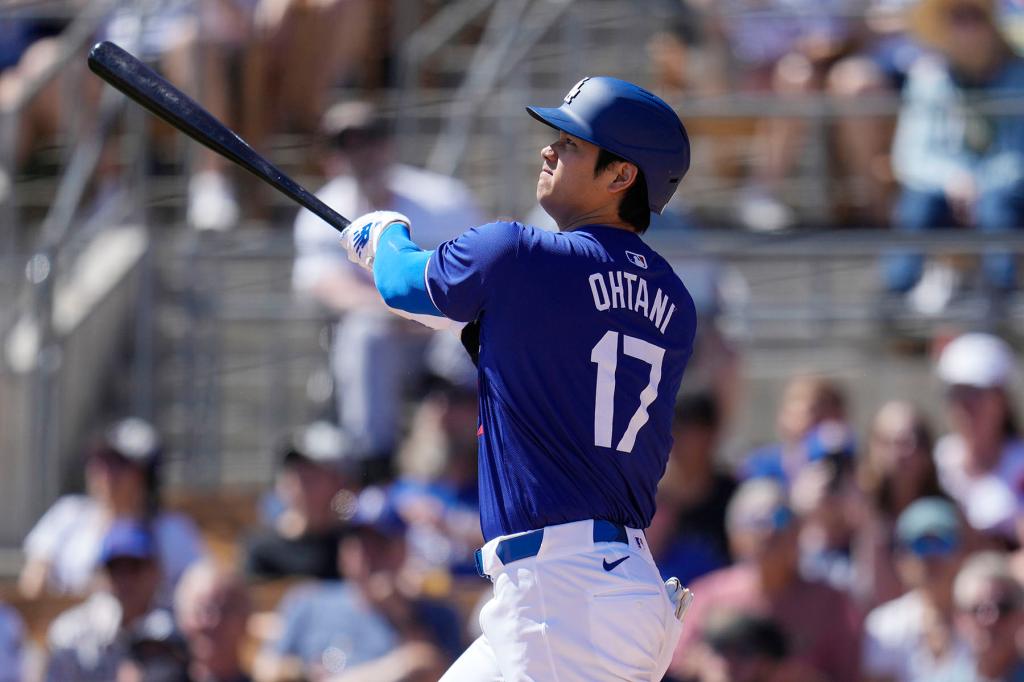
[45,521,169,681]
[950,551,1024,681]
[253,487,461,682]
[669,479,862,682]
[175,561,253,682]
[243,422,358,581]
[861,497,973,682]
[292,101,483,463]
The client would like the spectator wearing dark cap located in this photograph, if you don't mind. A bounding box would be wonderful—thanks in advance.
[647,392,737,585]
[44,520,173,681]
[21,418,205,600]
[934,333,1024,541]
[688,612,825,682]
[861,497,973,682]
[253,487,462,682]
[950,551,1024,681]
[243,422,359,581]
[668,480,862,682]
[115,609,191,682]
[291,100,483,460]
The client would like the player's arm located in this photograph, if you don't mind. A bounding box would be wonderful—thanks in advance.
[340,211,449,330]
[341,211,519,324]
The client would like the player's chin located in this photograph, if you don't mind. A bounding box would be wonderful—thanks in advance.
[536,174,553,203]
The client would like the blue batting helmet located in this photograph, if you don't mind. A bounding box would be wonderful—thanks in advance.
[526,76,690,214]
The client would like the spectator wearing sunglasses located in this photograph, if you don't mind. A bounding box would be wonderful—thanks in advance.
[951,551,1024,681]
[861,497,974,682]
[933,333,1024,542]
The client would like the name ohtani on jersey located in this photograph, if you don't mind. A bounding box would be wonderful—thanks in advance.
[588,270,677,334]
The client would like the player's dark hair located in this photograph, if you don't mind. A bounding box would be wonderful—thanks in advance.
[594,148,650,234]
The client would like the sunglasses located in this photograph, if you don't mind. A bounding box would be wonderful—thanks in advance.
[899,533,959,558]
[946,5,989,25]
[963,597,1018,626]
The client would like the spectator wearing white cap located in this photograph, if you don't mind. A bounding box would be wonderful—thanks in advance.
[20,418,206,601]
[934,333,1024,541]
[243,422,360,581]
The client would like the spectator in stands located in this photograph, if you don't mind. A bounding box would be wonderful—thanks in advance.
[860,497,973,682]
[45,520,172,681]
[394,345,483,577]
[647,392,737,585]
[21,418,205,601]
[115,610,191,682]
[885,0,1024,299]
[174,561,252,682]
[950,551,1024,681]
[854,401,946,606]
[933,333,1024,542]
[243,421,359,582]
[686,0,897,230]
[0,603,25,682]
[292,101,483,462]
[790,422,861,594]
[741,374,847,485]
[684,612,826,682]
[253,487,462,682]
[669,479,862,682]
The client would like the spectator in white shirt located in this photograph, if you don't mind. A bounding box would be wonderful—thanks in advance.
[292,101,484,465]
[933,333,1024,542]
[20,418,205,601]
[861,497,973,682]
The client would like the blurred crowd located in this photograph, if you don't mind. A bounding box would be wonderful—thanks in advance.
[3,0,1024,680]
[5,326,1024,681]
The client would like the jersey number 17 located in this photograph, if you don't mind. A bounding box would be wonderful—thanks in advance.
[590,331,665,454]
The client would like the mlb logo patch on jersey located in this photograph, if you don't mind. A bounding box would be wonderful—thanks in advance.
[625,251,648,269]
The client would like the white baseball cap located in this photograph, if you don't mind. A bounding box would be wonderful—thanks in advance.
[936,333,1017,389]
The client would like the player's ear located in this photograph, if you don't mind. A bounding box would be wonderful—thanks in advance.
[606,161,638,196]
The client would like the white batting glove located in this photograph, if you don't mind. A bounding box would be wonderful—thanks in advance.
[340,210,411,271]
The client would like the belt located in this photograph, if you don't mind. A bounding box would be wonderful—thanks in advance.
[475,520,630,580]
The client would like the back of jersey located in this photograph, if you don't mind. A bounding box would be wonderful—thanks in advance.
[426,222,696,540]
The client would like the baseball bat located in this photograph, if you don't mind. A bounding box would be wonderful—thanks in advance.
[86,40,351,232]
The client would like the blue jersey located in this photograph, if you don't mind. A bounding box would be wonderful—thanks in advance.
[426,222,696,541]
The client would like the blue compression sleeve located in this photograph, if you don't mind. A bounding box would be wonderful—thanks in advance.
[373,224,443,316]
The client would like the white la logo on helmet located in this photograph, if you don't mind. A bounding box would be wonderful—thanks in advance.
[563,77,590,104]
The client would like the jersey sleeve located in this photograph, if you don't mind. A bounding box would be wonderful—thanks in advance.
[425,221,521,322]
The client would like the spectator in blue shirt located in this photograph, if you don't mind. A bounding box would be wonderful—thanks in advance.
[886,0,1024,295]
[253,487,462,682]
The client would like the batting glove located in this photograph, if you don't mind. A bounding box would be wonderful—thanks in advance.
[340,210,411,271]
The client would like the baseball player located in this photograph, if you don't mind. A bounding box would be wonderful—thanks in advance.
[340,76,696,681]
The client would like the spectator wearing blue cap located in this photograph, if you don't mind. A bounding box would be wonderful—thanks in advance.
[669,480,863,682]
[860,497,973,682]
[253,487,462,682]
[44,520,173,681]
[21,418,205,600]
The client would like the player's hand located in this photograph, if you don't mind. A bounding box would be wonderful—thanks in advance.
[340,210,411,271]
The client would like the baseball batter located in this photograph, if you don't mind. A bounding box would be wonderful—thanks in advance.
[340,76,695,681]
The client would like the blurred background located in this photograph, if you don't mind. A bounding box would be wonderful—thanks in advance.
[2,0,1024,680]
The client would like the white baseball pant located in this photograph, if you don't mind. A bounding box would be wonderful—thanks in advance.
[440,519,685,681]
